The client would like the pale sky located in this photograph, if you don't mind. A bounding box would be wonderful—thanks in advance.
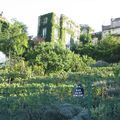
[0,0,120,36]
[0,52,6,63]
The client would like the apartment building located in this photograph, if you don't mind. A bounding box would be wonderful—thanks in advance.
[37,12,80,48]
[102,17,120,37]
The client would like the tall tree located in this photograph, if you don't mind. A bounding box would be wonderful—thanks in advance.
[0,19,28,56]
[80,25,93,44]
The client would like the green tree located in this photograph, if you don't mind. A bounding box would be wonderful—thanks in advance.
[0,16,9,33]
[0,17,10,52]
[80,25,93,44]
[25,42,88,75]
[80,33,92,44]
[96,35,120,62]
[73,35,120,63]
[0,19,28,57]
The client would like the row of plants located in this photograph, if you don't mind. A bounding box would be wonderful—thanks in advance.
[0,70,120,119]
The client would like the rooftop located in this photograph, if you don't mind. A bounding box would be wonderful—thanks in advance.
[111,17,120,22]
[102,17,120,30]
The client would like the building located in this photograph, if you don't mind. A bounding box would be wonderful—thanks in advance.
[102,17,120,37]
[37,12,80,48]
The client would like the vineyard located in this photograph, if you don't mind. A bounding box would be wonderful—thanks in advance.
[0,66,120,120]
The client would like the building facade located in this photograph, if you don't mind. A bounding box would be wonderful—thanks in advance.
[37,12,80,48]
[102,17,120,37]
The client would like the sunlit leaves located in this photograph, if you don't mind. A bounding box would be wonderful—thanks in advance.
[0,19,28,56]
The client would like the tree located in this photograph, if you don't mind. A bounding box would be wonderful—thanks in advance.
[0,16,9,33]
[96,35,120,62]
[80,33,92,44]
[24,42,88,75]
[0,19,28,57]
[80,25,93,44]
[73,35,120,63]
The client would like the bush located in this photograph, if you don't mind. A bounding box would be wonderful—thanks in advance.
[24,42,95,75]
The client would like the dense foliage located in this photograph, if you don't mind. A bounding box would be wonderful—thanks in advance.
[0,19,28,56]
[0,17,120,120]
[72,35,120,63]
[24,42,95,75]
[80,25,93,44]
[80,33,92,44]
[0,65,120,120]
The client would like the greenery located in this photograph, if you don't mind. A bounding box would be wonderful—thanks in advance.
[24,42,95,75]
[80,33,92,44]
[0,16,120,120]
[0,66,120,120]
[0,19,28,56]
[80,25,93,44]
[72,35,120,63]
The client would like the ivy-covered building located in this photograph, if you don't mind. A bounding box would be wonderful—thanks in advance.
[37,12,80,48]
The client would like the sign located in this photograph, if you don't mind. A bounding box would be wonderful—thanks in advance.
[73,84,84,97]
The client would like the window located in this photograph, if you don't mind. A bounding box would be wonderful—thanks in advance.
[70,24,73,29]
[55,17,59,25]
[74,36,78,43]
[54,28,59,40]
[65,33,71,48]
[67,23,69,29]
[63,21,67,28]
[42,17,48,25]
[42,28,47,38]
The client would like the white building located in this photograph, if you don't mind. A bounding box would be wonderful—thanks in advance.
[102,17,120,37]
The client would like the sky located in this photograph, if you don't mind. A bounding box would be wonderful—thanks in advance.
[0,52,6,63]
[0,0,120,36]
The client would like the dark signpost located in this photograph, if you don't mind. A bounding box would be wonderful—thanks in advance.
[73,84,84,97]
